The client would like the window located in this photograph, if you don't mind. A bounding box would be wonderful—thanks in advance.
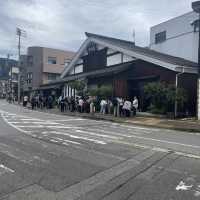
[27,56,33,66]
[47,73,59,80]
[48,57,57,64]
[26,72,33,84]
[155,31,166,44]
[12,73,18,81]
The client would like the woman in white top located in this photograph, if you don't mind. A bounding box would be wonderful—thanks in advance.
[123,99,132,117]
[132,96,138,116]
[100,99,107,115]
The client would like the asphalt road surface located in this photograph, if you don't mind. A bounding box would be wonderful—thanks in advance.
[0,100,200,200]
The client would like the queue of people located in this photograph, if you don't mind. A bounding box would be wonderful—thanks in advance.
[20,93,139,118]
[22,94,54,110]
[58,95,139,117]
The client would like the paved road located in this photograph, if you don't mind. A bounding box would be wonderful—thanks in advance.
[0,101,200,199]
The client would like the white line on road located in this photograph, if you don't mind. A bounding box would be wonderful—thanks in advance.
[0,164,15,174]
[46,131,107,145]
[51,137,82,145]
[17,125,44,128]
[127,134,200,149]
[1,113,30,134]
[85,127,135,138]
[52,118,86,122]
[20,118,43,121]
[76,130,121,140]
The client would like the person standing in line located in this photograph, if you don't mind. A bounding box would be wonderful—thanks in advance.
[60,96,65,112]
[132,96,139,116]
[78,97,84,113]
[112,97,118,117]
[123,98,132,117]
[117,97,124,117]
[23,95,28,107]
[31,96,36,110]
[90,98,95,114]
[71,97,75,112]
[58,95,62,109]
[100,99,107,115]
[48,95,53,109]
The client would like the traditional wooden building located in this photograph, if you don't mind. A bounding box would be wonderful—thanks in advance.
[41,32,198,115]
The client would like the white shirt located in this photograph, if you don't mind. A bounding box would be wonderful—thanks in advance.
[132,99,138,109]
[79,99,84,106]
[24,96,28,102]
[100,100,107,106]
[123,101,132,111]
[117,98,123,106]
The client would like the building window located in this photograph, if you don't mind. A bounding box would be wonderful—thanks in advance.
[27,72,33,84]
[27,56,33,66]
[12,73,18,81]
[155,31,166,44]
[47,73,59,81]
[48,57,57,64]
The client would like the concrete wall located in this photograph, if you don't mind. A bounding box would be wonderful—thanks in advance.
[23,47,75,91]
[150,12,199,62]
[42,48,74,74]
[28,47,43,90]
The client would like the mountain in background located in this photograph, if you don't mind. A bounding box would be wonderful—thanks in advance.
[0,58,17,80]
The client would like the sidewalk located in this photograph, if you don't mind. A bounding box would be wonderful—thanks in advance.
[33,107,200,133]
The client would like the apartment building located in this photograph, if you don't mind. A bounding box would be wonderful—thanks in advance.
[150,11,199,62]
[22,47,75,93]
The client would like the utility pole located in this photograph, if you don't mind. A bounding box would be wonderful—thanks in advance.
[6,54,12,98]
[16,27,26,104]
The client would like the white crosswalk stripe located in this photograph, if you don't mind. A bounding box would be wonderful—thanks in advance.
[0,111,114,146]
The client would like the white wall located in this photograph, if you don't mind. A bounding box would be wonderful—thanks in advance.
[150,11,199,62]
[63,84,76,98]
[69,64,83,75]
[123,54,134,63]
[107,53,122,66]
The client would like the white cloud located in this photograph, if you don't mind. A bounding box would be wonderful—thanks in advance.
[0,0,195,58]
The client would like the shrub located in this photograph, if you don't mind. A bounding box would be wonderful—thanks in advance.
[68,80,86,96]
[143,82,188,114]
[88,85,112,98]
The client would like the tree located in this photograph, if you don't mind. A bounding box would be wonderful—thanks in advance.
[68,80,86,96]
[143,82,188,114]
[88,85,112,98]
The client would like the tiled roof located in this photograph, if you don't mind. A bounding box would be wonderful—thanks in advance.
[85,32,198,68]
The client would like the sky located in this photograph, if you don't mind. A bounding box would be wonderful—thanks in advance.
[0,0,195,58]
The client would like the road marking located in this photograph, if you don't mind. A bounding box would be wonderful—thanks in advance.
[52,119,85,122]
[17,125,44,128]
[20,118,43,121]
[85,127,134,138]
[0,164,15,174]
[46,126,77,129]
[176,181,193,191]
[49,137,82,145]
[2,109,200,159]
[32,121,60,125]
[174,152,200,159]
[1,113,29,133]
[46,131,107,145]
[76,130,121,140]
[125,134,200,149]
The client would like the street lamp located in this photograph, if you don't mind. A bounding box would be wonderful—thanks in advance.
[192,1,200,119]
